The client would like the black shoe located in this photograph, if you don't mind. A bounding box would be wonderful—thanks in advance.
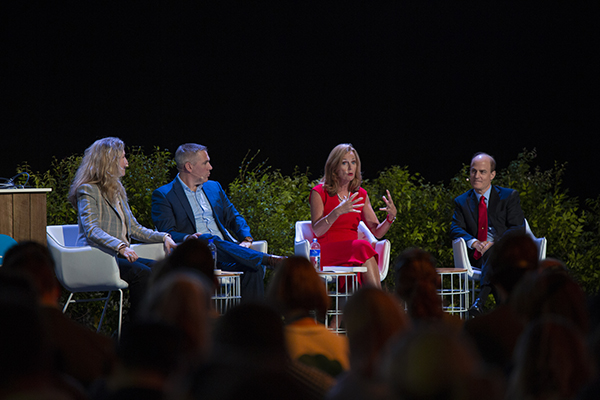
[266,255,287,270]
[469,298,485,318]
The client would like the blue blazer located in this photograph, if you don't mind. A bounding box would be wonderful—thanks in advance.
[451,185,525,244]
[151,178,252,244]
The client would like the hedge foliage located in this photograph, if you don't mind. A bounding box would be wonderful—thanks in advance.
[19,147,600,296]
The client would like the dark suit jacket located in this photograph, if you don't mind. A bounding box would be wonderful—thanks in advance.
[451,185,525,245]
[151,178,251,244]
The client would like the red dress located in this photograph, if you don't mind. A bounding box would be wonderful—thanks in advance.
[310,183,378,268]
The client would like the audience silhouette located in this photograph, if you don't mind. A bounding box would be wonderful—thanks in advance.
[1,235,598,400]
[266,256,350,377]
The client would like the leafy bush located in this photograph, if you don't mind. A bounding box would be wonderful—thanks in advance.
[15,145,600,334]
[121,146,176,229]
[17,154,82,225]
[229,149,600,295]
[226,151,315,256]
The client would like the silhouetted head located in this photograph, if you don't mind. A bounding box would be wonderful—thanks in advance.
[489,231,538,296]
[0,271,48,384]
[2,241,59,299]
[508,317,592,400]
[384,324,482,400]
[344,287,409,376]
[117,321,186,376]
[266,256,329,319]
[511,270,589,334]
[151,238,216,288]
[394,248,444,320]
[214,302,287,363]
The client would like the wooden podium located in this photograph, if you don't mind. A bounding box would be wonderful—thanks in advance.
[0,188,52,244]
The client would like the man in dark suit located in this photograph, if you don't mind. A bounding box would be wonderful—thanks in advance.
[151,143,283,301]
[450,152,525,316]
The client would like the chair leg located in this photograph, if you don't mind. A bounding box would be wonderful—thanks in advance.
[62,292,74,313]
[117,289,123,341]
[96,290,112,333]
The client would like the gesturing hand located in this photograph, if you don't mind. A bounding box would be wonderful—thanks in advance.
[379,190,397,219]
[336,192,364,215]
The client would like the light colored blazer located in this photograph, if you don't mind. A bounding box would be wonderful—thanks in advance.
[76,183,166,255]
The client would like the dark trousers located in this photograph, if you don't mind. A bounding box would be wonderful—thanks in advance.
[473,248,497,303]
[197,234,266,302]
[117,256,154,318]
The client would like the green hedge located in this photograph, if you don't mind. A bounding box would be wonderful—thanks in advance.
[18,147,600,297]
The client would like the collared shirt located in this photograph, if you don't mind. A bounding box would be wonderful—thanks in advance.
[467,186,497,248]
[177,175,224,240]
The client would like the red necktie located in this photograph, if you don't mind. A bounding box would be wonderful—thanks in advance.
[474,195,488,260]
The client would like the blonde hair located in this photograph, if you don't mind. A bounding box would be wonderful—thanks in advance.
[322,143,362,196]
[68,137,126,206]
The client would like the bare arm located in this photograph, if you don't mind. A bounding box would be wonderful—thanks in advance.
[310,190,363,237]
[361,190,397,239]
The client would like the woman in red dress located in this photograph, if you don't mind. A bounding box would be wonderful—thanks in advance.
[310,143,397,288]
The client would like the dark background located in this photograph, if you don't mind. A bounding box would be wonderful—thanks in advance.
[2,2,598,201]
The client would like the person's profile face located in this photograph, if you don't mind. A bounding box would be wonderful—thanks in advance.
[118,151,128,177]
[188,150,213,184]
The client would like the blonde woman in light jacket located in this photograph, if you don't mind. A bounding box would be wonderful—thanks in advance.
[69,137,176,317]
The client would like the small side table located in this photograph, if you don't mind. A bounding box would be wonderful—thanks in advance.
[213,270,243,315]
[319,266,367,334]
[436,268,469,319]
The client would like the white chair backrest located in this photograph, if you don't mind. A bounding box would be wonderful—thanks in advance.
[47,224,80,247]
[452,238,475,277]
[524,219,547,260]
[295,221,315,243]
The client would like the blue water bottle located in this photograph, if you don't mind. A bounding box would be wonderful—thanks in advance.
[309,238,321,271]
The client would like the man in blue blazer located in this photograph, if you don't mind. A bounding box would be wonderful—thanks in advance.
[451,152,525,315]
[151,143,283,301]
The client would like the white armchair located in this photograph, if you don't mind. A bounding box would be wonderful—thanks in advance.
[525,219,547,260]
[47,224,166,338]
[248,240,268,254]
[294,220,390,281]
[452,219,547,301]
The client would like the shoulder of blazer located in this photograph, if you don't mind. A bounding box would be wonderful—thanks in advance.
[203,180,223,191]
[78,182,97,194]
[202,180,226,199]
[77,183,106,203]
[492,185,518,200]
[454,188,475,203]
[155,179,177,196]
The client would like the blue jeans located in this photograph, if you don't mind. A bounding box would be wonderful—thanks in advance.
[197,235,266,301]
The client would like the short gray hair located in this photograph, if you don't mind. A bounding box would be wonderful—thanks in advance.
[175,143,207,171]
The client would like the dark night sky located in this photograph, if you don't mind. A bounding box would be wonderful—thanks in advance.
[2,2,598,201]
